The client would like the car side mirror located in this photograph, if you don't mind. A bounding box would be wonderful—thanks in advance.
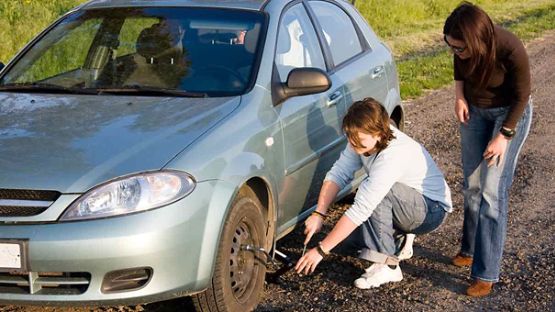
[273,67,331,105]
[0,62,4,71]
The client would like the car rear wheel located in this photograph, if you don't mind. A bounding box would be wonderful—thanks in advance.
[192,188,267,312]
[389,106,404,130]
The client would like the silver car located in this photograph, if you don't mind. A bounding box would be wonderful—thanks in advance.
[0,0,402,310]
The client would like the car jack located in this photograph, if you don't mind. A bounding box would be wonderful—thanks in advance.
[241,244,294,284]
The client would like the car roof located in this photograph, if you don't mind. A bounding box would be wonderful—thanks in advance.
[79,0,270,11]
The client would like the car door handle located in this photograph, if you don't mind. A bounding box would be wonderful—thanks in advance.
[326,91,343,107]
[370,65,385,79]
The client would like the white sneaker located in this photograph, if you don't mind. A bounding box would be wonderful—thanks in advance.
[360,263,383,277]
[354,263,403,289]
[397,233,416,260]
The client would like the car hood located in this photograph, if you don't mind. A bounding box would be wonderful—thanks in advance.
[0,92,239,193]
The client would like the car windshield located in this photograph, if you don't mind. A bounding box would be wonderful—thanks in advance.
[0,7,265,97]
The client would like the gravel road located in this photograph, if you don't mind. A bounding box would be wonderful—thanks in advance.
[2,30,554,312]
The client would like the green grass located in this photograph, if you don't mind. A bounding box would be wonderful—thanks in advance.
[394,4,555,98]
[356,0,555,57]
[1,0,554,99]
[397,50,453,98]
[501,4,555,40]
[0,0,84,62]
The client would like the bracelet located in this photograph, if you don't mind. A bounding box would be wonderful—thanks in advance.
[500,126,515,139]
[311,210,327,219]
[316,242,329,257]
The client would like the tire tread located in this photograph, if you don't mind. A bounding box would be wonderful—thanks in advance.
[192,187,266,312]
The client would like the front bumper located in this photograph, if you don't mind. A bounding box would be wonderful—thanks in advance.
[0,180,234,306]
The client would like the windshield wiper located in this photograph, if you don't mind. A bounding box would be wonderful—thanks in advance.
[96,86,207,98]
[0,82,96,94]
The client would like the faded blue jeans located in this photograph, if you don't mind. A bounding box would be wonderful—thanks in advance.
[335,182,449,264]
[460,101,532,282]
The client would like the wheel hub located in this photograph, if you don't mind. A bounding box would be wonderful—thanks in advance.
[229,219,257,300]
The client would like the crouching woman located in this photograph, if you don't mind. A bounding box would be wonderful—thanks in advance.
[295,98,452,289]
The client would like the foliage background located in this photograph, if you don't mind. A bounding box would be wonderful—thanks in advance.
[0,0,83,62]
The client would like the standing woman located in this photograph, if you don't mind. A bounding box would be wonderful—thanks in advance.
[443,2,532,297]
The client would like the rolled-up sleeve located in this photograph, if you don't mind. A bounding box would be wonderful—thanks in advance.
[324,144,362,190]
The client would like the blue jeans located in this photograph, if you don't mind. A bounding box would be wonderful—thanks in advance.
[460,101,532,282]
[335,183,448,264]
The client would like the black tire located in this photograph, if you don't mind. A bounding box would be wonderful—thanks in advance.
[192,188,267,312]
[389,117,400,129]
[389,107,405,131]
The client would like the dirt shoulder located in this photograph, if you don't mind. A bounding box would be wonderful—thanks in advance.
[2,30,554,312]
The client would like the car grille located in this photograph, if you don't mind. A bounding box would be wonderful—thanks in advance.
[0,189,60,217]
[0,272,91,295]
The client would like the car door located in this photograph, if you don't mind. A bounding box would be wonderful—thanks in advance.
[273,2,346,231]
[308,0,389,111]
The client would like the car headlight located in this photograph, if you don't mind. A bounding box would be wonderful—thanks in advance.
[60,171,196,221]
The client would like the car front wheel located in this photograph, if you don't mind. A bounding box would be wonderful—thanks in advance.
[192,187,267,312]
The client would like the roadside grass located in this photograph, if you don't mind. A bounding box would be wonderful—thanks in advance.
[0,0,554,99]
[393,4,555,98]
[356,0,555,57]
[397,50,453,100]
[0,0,83,62]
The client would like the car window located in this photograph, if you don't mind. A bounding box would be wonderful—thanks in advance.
[309,1,362,66]
[0,8,265,97]
[116,17,160,57]
[11,18,101,84]
[275,3,326,83]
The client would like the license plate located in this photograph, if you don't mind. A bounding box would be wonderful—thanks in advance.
[0,240,28,273]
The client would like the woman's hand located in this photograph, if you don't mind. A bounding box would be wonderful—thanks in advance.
[303,214,323,245]
[455,97,470,124]
[295,248,323,275]
[483,133,509,167]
